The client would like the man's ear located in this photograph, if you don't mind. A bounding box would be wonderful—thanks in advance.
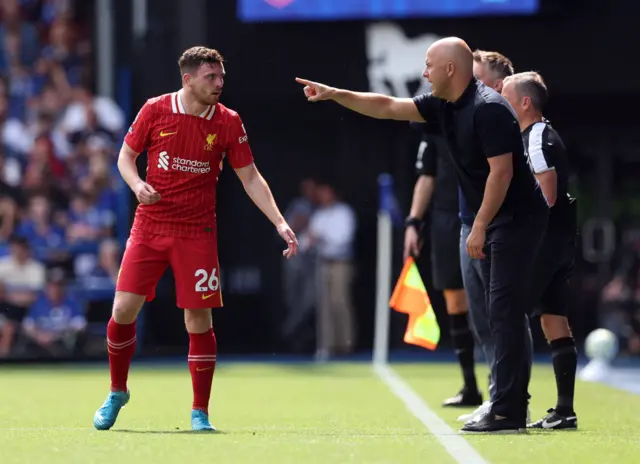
[447,61,454,77]
[495,79,504,94]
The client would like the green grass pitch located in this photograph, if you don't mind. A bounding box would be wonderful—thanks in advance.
[1,362,639,463]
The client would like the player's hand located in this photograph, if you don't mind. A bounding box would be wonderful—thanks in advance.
[134,180,161,205]
[404,226,422,260]
[295,78,336,102]
[466,224,486,259]
[277,222,298,259]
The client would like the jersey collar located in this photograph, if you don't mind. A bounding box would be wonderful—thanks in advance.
[522,117,548,134]
[452,77,477,108]
[173,89,216,120]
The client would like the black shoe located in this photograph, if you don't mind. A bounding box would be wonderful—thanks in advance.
[527,408,578,430]
[460,412,525,434]
[442,388,483,408]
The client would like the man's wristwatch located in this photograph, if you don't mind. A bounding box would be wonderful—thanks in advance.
[405,216,424,231]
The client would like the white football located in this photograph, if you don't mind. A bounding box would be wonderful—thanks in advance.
[584,328,619,362]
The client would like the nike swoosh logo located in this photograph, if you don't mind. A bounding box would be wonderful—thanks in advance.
[542,419,562,428]
[201,293,215,300]
[196,367,213,372]
[160,131,177,137]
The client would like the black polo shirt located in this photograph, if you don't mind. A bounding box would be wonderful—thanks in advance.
[413,78,547,220]
[413,129,459,213]
[522,119,576,231]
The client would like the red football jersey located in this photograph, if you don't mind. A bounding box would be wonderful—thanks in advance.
[124,90,254,237]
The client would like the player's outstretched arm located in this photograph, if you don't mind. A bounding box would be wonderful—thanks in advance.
[117,142,161,205]
[295,78,425,122]
[234,163,298,259]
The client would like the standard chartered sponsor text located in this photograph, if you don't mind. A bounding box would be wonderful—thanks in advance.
[172,156,211,174]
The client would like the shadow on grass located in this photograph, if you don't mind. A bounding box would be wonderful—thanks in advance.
[110,429,432,436]
[111,428,227,435]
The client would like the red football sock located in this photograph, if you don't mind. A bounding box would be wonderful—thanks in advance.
[188,328,217,414]
[107,318,137,392]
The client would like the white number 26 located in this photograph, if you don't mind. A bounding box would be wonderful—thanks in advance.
[194,268,219,292]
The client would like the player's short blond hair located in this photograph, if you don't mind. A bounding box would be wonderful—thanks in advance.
[178,46,224,75]
[503,71,548,112]
[473,50,514,79]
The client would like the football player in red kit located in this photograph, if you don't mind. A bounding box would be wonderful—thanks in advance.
[93,46,298,431]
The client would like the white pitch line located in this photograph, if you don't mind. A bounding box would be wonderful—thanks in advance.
[374,363,488,464]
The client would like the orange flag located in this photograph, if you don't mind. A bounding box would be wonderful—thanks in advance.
[389,257,440,350]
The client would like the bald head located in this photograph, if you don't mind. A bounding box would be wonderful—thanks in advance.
[430,38,474,73]
[423,37,474,101]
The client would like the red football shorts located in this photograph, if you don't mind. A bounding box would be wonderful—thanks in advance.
[116,228,222,309]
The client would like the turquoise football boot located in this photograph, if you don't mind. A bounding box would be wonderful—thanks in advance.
[93,390,130,430]
[191,409,216,431]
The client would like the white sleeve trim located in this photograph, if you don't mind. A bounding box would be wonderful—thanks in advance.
[415,140,427,170]
[528,122,549,174]
[535,166,556,174]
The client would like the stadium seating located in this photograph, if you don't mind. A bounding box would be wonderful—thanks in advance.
[0,0,128,358]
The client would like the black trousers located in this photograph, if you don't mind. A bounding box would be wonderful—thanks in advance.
[480,211,548,421]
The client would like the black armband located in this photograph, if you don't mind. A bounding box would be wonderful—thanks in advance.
[405,216,424,231]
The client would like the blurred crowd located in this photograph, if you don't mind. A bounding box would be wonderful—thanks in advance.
[0,0,125,358]
[280,178,358,362]
[600,226,640,357]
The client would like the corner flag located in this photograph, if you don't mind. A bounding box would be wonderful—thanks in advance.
[389,257,440,350]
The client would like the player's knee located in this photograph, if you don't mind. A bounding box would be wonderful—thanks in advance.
[443,289,468,315]
[541,314,572,341]
[112,292,144,324]
[112,305,138,324]
[184,308,212,334]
